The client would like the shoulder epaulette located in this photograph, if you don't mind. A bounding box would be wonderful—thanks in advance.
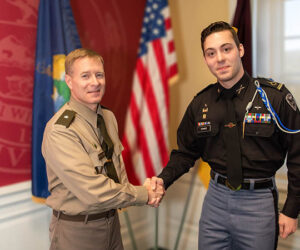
[256,77,284,91]
[100,105,110,110]
[55,110,76,128]
[195,83,215,98]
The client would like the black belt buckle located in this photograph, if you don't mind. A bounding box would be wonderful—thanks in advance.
[225,180,241,191]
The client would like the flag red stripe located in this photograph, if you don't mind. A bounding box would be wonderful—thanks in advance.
[168,40,175,53]
[130,92,156,177]
[136,58,169,166]
[165,17,171,30]
[122,136,141,185]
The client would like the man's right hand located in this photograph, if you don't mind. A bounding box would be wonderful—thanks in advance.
[143,177,165,207]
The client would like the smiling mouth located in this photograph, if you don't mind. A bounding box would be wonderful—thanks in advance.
[88,90,100,93]
[217,66,230,72]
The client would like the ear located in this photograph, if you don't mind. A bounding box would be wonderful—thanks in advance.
[239,43,245,58]
[65,74,72,90]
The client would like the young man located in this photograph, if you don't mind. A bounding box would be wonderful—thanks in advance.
[152,21,300,249]
[42,48,163,250]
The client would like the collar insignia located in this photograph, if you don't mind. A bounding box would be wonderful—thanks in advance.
[236,84,245,95]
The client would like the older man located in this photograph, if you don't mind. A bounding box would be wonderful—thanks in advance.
[42,48,163,250]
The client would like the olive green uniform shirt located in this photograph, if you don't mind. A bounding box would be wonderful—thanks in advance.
[42,97,148,215]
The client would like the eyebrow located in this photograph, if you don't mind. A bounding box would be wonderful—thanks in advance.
[80,71,104,75]
[204,43,233,53]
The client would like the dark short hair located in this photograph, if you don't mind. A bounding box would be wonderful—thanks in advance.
[201,21,240,53]
[65,48,104,75]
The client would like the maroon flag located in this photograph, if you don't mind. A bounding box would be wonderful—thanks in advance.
[122,0,178,185]
[233,0,252,76]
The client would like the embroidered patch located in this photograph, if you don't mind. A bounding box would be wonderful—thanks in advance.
[244,113,271,123]
[197,121,211,133]
[286,93,297,111]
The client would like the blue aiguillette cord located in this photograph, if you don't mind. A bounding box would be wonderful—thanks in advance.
[254,80,300,134]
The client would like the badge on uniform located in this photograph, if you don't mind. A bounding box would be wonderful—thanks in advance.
[197,121,211,133]
[202,104,208,119]
[286,93,297,111]
[244,113,271,124]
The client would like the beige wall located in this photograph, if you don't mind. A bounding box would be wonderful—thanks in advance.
[168,0,230,148]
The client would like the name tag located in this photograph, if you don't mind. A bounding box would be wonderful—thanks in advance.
[244,113,271,124]
[197,121,211,133]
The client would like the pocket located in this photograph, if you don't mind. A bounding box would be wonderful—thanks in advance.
[244,123,275,137]
[195,121,224,161]
[90,151,105,174]
[243,122,279,161]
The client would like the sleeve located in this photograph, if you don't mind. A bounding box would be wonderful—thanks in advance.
[42,124,148,211]
[278,87,300,218]
[158,101,204,189]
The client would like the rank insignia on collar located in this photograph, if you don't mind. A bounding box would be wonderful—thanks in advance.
[236,84,245,95]
[244,113,271,123]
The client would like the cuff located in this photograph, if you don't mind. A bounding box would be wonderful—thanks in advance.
[134,185,148,205]
[281,195,300,219]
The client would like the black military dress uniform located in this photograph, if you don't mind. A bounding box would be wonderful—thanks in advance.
[158,72,300,249]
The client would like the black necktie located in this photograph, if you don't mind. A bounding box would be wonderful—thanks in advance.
[97,114,119,183]
[222,90,242,189]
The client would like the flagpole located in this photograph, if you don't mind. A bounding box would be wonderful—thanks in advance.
[155,208,159,249]
[123,210,138,250]
[173,164,199,250]
[149,207,168,250]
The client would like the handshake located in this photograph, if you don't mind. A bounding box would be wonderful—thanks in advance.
[143,177,165,208]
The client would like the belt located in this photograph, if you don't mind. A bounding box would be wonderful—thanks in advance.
[53,209,116,222]
[211,171,273,190]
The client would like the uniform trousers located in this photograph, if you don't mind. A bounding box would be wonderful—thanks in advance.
[49,212,123,250]
[199,174,278,250]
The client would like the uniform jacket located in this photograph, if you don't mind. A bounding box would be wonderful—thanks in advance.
[42,97,148,215]
[159,72,300,218]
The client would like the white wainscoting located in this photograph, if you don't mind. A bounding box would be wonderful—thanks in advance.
[0,181,51,250]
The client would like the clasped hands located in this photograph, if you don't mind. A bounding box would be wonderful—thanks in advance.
[144,177,165,208]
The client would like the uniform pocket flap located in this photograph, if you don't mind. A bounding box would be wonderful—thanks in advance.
[245,123,275,137]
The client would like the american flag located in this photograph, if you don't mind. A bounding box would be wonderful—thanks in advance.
[122,0,178,185]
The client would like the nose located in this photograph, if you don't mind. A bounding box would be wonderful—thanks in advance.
[91,75,100,86]
[216,51,224,62]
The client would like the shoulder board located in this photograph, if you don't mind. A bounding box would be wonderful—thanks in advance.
[256,77,284,91]
[55,110,76,128]
[195,83,215,98]
[100,105,110,110]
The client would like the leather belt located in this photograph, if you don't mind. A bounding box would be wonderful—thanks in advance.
[211,171,273,190]
[53,209,116,222]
